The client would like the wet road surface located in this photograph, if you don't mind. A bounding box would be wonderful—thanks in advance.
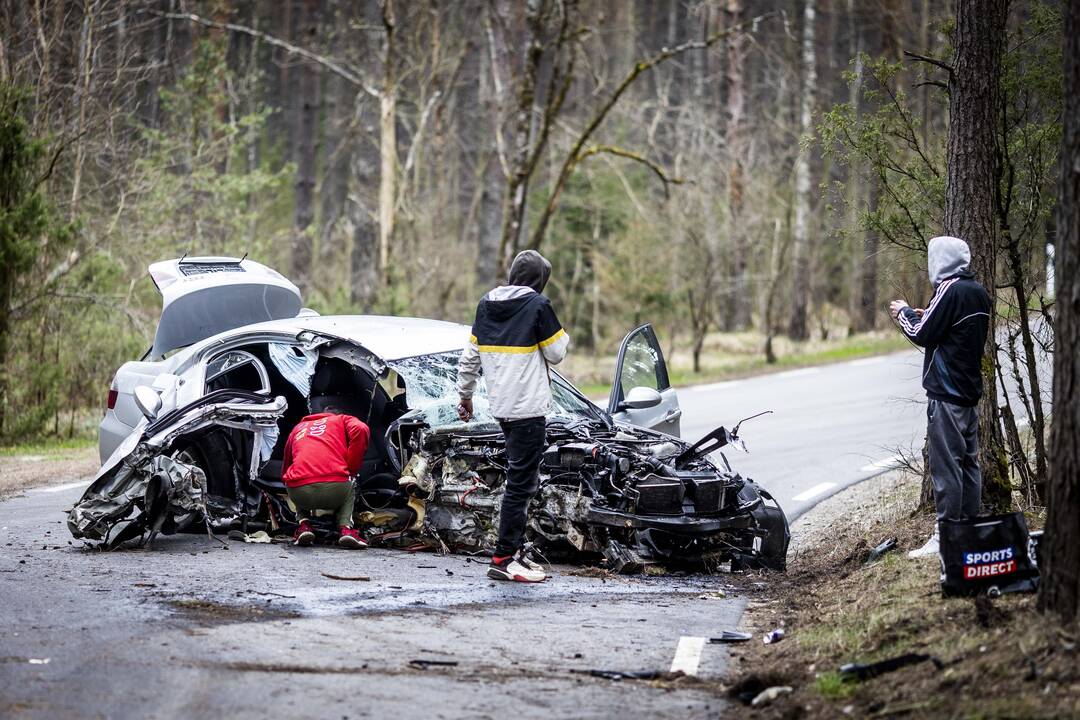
[1,483,744,719]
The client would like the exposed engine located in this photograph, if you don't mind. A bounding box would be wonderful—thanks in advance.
[361,419,789,574]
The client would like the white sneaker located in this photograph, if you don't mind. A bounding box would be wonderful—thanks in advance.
[488,553,546,583]
[907,529,940,559]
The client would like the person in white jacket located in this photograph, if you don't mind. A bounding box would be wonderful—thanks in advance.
[457,250,570,582]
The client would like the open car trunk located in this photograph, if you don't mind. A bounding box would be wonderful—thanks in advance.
[149,257,302,357]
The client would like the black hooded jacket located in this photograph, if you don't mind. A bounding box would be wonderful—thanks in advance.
[897,270,991,407]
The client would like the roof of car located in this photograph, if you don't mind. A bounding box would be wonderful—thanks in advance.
[220,314,471,361]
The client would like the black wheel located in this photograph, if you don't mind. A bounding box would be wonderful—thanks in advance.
[173,432,235,499]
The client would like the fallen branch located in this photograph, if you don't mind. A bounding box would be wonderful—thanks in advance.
[320,572,371,582]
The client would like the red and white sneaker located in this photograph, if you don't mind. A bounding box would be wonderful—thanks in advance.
[337,526,368,549]
[294,520,315,546]
[487,551,546,583]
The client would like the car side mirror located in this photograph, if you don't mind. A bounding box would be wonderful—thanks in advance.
[133,385,163,420]
[621,386,663,410]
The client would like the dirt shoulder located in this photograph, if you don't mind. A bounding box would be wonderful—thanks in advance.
[726,471,1078,718]
[0,446,98,498]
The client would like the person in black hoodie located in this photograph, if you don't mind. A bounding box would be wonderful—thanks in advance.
[456,250,570,582]
[889,235,992,558]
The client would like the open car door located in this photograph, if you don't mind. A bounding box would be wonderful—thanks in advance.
[607,324,681,437]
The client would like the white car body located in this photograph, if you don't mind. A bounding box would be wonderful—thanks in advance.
[100,257,682,465]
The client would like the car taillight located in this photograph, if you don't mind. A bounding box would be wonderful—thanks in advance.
[107,389,118,410]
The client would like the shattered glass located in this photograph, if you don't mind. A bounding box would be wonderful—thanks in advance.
[619,333,661,396]
[268,342,319,397]
[390,352,603,429]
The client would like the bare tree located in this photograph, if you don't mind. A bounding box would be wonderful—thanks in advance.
[1039,0,1080,623]
[943,0,1011,512]
[788,0,817,341]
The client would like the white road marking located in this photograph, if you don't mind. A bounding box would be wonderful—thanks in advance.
[36,480,92,494]
[791,482,837,502]
[775,367,821,379]
[859,454,904,473]
[670,636,707,676]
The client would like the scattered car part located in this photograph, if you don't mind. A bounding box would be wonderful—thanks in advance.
[709,631,753,643]
[751,686,792,707]
[866,537,899,564]
[763,628,785,644]
[839,653,943,681]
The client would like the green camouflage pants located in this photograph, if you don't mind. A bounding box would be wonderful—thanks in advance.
[287,481,355,528]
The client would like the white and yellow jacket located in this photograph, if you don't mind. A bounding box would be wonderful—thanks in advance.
[457,285,570,421]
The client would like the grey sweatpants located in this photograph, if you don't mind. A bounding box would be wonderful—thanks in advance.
[927,398,982,522]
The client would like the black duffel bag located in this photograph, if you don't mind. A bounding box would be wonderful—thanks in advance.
[939,512,1040,597]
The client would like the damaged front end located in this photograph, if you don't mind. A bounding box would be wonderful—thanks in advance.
[68,390,286,548]
[366,418,790,574]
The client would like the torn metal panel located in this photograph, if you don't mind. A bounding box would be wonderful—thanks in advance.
[68,393,287,547]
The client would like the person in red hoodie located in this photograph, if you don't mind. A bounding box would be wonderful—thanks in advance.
[281,402,370,548]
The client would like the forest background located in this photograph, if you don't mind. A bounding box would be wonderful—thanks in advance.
[0,0,1061,462]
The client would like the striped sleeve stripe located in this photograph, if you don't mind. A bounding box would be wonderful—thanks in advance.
[477,343,539,354]
[538,328,567,348]
[900,278,957,335]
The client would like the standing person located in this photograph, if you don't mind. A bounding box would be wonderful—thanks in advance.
[889,235,992,558]
[456,250,570,583]
[282,402,370,549]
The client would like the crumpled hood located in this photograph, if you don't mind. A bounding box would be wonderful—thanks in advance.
[507,250,551,293]
[482,285,536,321]
[927,235,972,287]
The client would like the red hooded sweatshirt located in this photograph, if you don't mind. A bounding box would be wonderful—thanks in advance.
[282,413,370,488]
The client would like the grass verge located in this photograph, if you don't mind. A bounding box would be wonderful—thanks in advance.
[0,436,96,457]
[725,472,1078,718]
[570,332,910,398]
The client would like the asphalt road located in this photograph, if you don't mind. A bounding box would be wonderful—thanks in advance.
[0,348,984,719]
[678,349,929,520]
[1,484,745,719]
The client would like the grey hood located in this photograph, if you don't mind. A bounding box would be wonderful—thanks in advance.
[507,250,551,294]
[927,235,971,287]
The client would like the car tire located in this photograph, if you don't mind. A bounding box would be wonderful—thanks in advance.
[173,432,236,499]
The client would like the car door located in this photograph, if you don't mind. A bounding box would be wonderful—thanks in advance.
[608,324,682,437]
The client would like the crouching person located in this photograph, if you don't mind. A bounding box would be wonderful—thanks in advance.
[282,403,370,549]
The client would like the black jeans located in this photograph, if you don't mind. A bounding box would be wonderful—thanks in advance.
[495,417,547,557]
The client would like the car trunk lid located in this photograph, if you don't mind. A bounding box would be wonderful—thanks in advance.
[149,257,302,357]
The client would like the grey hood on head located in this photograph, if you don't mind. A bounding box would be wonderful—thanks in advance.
[507,250,552,294]
[927,235,971,287]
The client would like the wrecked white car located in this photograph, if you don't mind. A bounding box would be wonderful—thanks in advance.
[70,257,789,573]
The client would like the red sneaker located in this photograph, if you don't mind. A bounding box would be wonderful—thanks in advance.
[337,526,368,549]
[294,520,315,546]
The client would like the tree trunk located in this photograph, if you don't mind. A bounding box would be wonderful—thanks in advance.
[724,0,750,331]
[317,1,352,274]
[290,0,321,294]
[349,98,379,312]
[1038,0,1080,623]
[788,0,816,341]
[377,0,397,286]
[943,0,1010,513]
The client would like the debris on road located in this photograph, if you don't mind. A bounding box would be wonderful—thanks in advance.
[241,530,272,543]
[750,685,792,706]
[839,653,942,681]
[409,659,459,669]
[709,631,752,643]
[320,572,371,582]
[27,658,50,665]
[763,628,785,644]
[569,669,680,681]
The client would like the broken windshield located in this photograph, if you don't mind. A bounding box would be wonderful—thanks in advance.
[390,352,603,429]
